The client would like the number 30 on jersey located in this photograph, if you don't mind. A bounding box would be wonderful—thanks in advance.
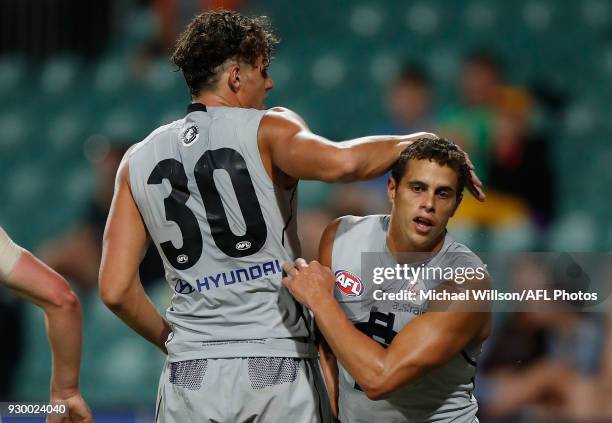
[147,148,267,270]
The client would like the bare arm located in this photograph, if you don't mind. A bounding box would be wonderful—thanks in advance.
[316,219,342,418]
[258,108,484,200]
[259,107,434,183]
[314,299,488,400]
[99,153,171,353]
[283,259,490,401]
[1,229,91,422]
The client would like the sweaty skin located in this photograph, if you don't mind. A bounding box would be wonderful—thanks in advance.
[283,249,490,402]
[282,158,490,403]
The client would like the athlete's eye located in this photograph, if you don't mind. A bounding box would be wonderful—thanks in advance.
[261,67,269,78]
[438,190,450,199]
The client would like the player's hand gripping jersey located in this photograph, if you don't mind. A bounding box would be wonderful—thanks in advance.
[128,104,314,362]
[331,215,484,423]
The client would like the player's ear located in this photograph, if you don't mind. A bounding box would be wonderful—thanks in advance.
[228,63,241,92]
[450,193,463,217]
[387,176,397,204]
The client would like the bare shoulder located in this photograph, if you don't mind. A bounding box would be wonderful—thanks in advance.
[264,107,305,122]
[260,107,309,134]
[318,217,344,267]
[321,217,343,242]
[115,144,139,187]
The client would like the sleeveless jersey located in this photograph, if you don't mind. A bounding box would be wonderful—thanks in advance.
[331,215,483,423]
[128,104,314,362]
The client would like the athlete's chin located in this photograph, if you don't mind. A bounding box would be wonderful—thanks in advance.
[407,231,440,252]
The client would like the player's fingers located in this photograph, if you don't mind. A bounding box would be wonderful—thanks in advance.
[478,188,486,201]
[281,276,291,289]
[414,132,437,140]
[295,258,308,268]
[46,412,67,423]
[71,409,90,422]
[282,261,298,277]
[470,169,483,188]
[469,184,486,202]
[308,260,322,269]
[471,176,485,199]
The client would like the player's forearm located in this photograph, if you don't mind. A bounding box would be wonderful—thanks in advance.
[103,285,170,353]
[45,297,83,398]
[313,298,429,400]
[318,338,339,418]
[339,133,432,181]
[3,250,85,397]
[312,297,390,397]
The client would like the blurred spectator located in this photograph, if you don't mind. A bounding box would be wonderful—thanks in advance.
[480,313,610,422]
[380,63,435,135]
[440,51,555,249]
[488,88,555,228]
[450,87,555,248]
[39,143,164,293]
[478,257,611,422]
[438,50,504,183]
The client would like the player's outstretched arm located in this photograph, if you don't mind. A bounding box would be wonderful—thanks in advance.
[0,228,92,422]
[259,108,484,200]
[282,258,490,401]
[99,154,171,354]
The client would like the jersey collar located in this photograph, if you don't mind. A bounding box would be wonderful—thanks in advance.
[186,103,208,114]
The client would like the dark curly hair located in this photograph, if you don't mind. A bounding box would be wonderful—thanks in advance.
[390,138,468,199]
[171,10,278,96]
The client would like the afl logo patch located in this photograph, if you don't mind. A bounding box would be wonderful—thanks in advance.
[235,240,251,251]
[335,270,364,297]
[177,254,189,264]
[181,125,199,146]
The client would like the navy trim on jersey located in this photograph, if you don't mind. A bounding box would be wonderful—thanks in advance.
[155,392,162,422]
[281,183,298,246]
[461,350,477,397]
[461,349,477,367]
[186,103,208,114]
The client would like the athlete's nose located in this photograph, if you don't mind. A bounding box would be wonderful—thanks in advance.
[420,192,435,213]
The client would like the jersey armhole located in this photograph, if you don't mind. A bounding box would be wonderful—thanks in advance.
[241,110,276,191]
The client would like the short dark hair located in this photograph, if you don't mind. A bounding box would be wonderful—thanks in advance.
[396,63,430,87]
[171,10,279,96]
[464,49,503,77]
[390,138,468,199]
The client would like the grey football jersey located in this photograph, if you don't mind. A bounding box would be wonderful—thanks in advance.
[331,215,482,423]
[129,104,314,362]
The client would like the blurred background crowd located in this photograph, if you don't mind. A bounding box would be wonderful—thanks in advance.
[0,0,610,422]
